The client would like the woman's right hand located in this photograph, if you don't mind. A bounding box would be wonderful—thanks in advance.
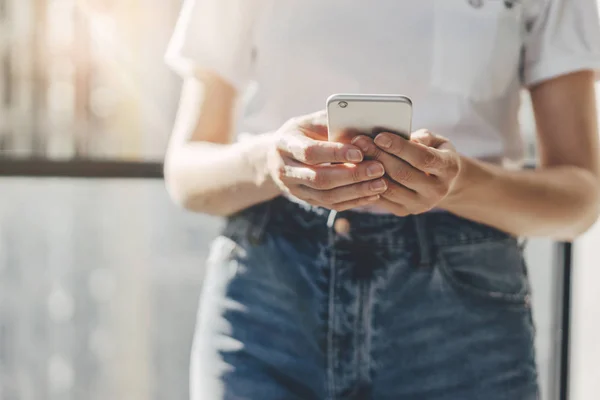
[267,111,388,211]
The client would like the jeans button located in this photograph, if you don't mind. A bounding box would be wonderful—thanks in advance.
[334,218,351,236]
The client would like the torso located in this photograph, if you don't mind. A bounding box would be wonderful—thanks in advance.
[241,0,543,164]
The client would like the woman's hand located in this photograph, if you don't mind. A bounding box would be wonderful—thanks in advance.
[351,130,462,216]
[267,111,389,211]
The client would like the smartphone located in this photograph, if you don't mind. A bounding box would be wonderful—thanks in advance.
[327,94,413,143]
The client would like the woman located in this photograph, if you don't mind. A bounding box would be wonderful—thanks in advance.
[164,1,600,399]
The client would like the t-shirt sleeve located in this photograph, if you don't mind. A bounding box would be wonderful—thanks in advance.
[165,0,262,91]
[522,0,600,87]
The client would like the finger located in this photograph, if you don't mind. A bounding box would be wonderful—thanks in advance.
[296,178,388,205]
[381,180,419,204]
[372,132,449,175]
[288,110,329,140]
[278,135,363,165]
[351,136,432,191]
[411,129,456,153]
[410,129,444,147]
[314,194,381,212]
[381,180,433,215]
[281,159,385,190]
[374,197,411,217]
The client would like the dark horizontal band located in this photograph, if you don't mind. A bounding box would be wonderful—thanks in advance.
[0,158,163,179]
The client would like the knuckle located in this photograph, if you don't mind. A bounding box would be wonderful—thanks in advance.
[413,129,433,141]
[332,146,345,162]
[391,167,413,183]
[383,185,396,198]
[301,145,319,164]
[351,166,363,183]
[421,151,438,169]
[371,146,386,161]
[312,172,331,189]
[276,164,288,181]
[422,129,434,138]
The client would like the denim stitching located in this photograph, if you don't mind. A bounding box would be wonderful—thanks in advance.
[437,249,531,308]
[327,217,337,400]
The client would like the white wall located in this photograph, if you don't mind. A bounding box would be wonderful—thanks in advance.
[525,239,562,400]
[568,43,600,398]
[569,222,600,400]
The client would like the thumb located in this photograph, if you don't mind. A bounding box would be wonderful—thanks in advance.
[297,110,329,140]
[411,129,448,149]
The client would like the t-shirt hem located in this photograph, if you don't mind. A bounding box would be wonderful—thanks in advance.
[523,55,600,88]
[164,52,249,92]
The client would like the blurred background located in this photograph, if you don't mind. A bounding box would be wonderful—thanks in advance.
[0,1,598,400]
[0,0,178,161]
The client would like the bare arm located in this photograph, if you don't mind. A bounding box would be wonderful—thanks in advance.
[443,71,600,240]
[163,72,280,216]
[353,71,600,240]
[164,71,386,216]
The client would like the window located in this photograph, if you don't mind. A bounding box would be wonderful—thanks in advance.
[0,0,181,162]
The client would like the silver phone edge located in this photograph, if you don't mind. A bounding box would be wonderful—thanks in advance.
[326,93,413,141]
[326,93,413,108]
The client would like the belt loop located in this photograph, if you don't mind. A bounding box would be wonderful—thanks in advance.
[326,209,338,249]
[326,210,338,229]
[413,215,432,268]
[324,208,338,399]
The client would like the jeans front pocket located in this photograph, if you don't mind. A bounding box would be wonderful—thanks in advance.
[438,238,531,308]
[431,0,524,101]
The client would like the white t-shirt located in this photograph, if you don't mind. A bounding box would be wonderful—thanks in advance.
[166,0,600,165]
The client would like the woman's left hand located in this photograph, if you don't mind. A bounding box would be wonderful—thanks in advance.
[351,130,462,216]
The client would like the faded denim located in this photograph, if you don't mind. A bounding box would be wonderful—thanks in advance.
[191,197,539,400]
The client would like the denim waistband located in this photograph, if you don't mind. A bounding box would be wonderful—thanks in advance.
[226,196,514,251]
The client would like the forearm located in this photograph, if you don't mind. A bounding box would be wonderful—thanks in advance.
[164,133,281,216]
[441,156,600,240]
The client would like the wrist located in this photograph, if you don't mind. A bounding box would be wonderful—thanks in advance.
[440,155,493,210]
[242,132,282,197]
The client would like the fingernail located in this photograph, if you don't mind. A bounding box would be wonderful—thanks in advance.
[366,195,380,202]
[366,163,384,177]
[346,149,363,162]
[375,134,392,149]
[351,137,370,153]
[370,179,387,192]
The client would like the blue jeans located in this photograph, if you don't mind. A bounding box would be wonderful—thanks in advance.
[191,197,539,400]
